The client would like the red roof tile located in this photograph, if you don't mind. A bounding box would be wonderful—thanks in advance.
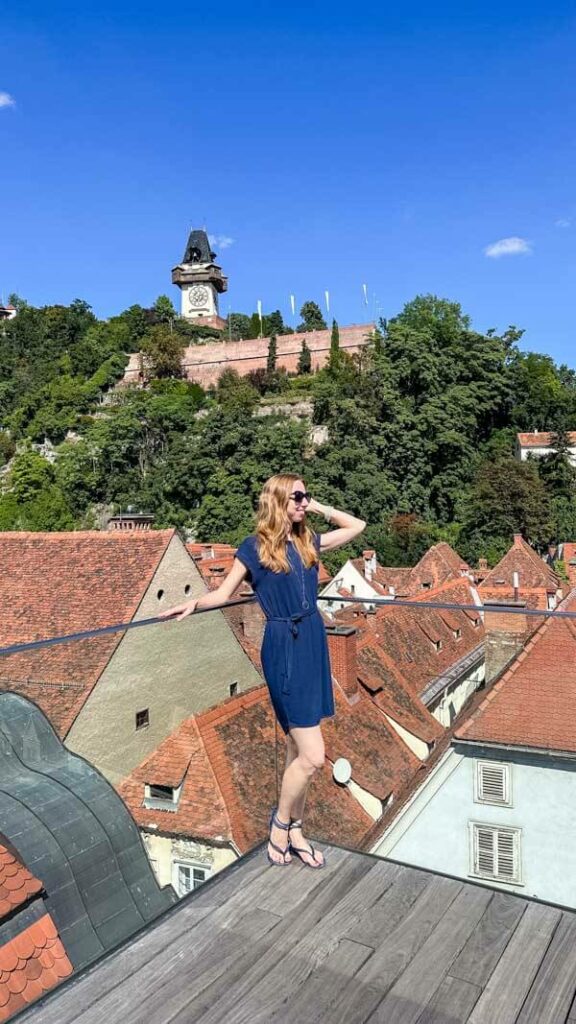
[517,431,576,448]
[0,844,42,920]
[0,913,72,1020]
[351,543,469,597]
[456,593,576,753]
[480,535,560,592]
[0,531,175,735]
[337,578,484,697]
[119,677,422,853]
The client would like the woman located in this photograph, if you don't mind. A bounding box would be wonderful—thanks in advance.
[162,474,365,868]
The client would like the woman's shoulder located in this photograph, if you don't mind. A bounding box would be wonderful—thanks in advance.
[236,534,259,562]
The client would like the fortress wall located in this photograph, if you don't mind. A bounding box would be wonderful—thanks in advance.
[123,323,374,388]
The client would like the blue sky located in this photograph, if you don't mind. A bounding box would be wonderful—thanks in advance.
[2,1,575,363]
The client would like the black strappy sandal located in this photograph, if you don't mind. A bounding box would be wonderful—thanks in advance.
[267,808,292,867]
[288,818,325,869]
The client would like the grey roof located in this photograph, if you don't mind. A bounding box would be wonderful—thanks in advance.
[16,842,576,1023]
[0,693,176,972]
[182,229,216,265]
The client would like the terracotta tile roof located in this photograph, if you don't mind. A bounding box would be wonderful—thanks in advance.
[187,542,331,589]
[456,593,576,753]
[0,913,73,1020]
[0,844,42,919]
[356,640,442,744]
[561,543,576,586]
[517,431,576,448]
[480,534,560,592]
[119,679,423,853]
[351,543,469,597]
[338,578,484,697]
[0,530,175,735]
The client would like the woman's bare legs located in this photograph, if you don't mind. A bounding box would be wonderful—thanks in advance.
[268,725,325,866]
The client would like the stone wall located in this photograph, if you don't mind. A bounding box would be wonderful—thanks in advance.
[123,323,375,389]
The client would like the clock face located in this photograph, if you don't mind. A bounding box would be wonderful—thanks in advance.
[189,285,209,307]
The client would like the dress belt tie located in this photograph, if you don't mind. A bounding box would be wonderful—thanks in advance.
[267,608,318,694]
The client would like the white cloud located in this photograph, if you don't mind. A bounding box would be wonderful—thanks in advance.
[484,236,532,259]
[555,218,571,229]
[0,92,15,109]
[209,234,235,250]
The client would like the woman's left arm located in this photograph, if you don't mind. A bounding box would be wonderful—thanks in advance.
[307,498,366,551]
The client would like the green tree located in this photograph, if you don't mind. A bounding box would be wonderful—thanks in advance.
[140,326,186,380]
[458,458,553,562]
[328,319,340,373]
[266,334,277,375]
[297,339,312,374]
[226,313,252,341]
[297,301,327,332]
[152,295,177,324]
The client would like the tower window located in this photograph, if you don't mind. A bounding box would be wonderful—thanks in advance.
[136,709,149,730]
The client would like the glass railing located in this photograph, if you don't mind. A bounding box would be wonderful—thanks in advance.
[0,557,574,1019]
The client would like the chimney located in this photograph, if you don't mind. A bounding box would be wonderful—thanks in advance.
[326,626,358,700]
[513,571,520,601]
[478,557,488,571]
[363,550,377,582]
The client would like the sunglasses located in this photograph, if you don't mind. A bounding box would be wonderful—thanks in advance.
[290,491,311,503]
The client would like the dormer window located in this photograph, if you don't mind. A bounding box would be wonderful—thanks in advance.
[453,628,462,640]
[144,783,182,811]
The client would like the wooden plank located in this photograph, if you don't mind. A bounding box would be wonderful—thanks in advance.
[197,860,398,1024]
[468,902,561,1024]
[192,847,268,907]
[96,906,282,1024]
[268,938,374,1024]
[179,850,376,1024]
[416,975,481,1024]
[327,875,462,1024]
[370,884,492,1024]
[14,901,214,1024]
[19,850,343,1024]
[450,892,526,988]
[345,866,430,949]
[515,911,576,1024]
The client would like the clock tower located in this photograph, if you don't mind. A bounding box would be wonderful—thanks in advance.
[171,229,228,323]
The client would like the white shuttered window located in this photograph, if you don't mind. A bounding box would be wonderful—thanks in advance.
[475,761,511,806]
[472,824,521,883]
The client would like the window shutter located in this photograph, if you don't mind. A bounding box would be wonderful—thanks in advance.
[477,761,509,805]
[476,827,496,876]
[473,824,520,883]
[496,829,516,879]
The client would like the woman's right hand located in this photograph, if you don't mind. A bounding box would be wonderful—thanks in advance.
[158,599,198,621]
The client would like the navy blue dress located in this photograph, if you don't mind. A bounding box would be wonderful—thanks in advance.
[235,534,334,733]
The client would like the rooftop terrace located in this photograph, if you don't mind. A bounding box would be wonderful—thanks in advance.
[16,843,576,1024]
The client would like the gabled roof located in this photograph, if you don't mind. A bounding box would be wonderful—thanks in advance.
[0,530,176,734]
[337,578,484,699]
[456,593,576,754]
[351,542,469,597]
[119,681,423,853]
[356,637,443,744]
[480,534,560,593]
[517,431,576,447]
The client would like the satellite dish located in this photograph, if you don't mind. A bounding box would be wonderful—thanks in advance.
[332,757,352,785]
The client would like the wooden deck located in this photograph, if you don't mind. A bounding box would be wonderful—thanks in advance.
[17,844,576,1024]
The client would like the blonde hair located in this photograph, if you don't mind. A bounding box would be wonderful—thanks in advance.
[256,473,319,573]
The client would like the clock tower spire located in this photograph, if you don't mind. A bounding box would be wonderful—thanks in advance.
[171,228,228,324]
